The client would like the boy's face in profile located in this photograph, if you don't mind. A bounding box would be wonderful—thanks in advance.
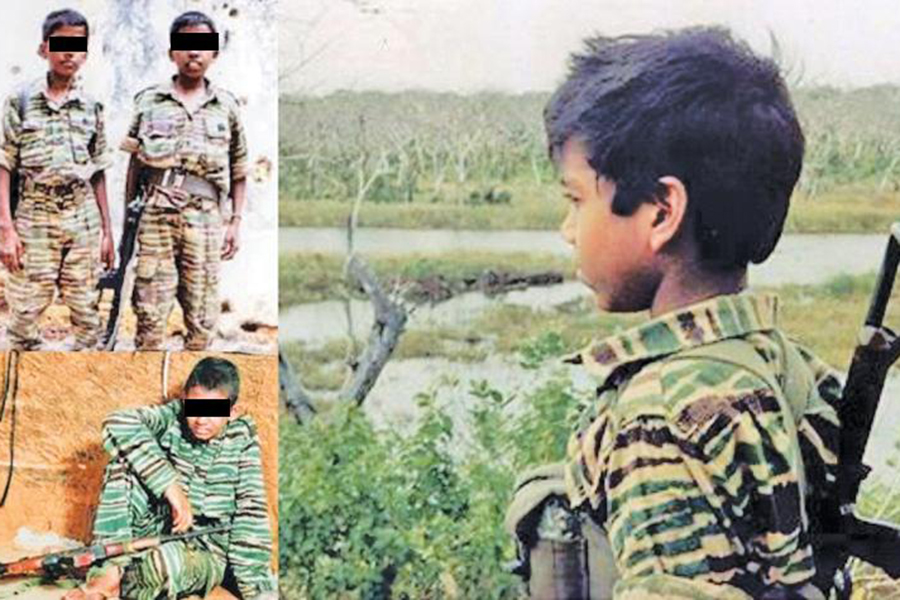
[558,138,659,313]
[169,24,217,80]
[39,25,88,79]
[184,385,233,442]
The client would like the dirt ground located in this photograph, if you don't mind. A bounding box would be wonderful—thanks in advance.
[0,352,277,597]
[0,286,277,354]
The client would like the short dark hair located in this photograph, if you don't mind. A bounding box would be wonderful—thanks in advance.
[545,27,804,268]
[43,9,89,41]
[170,10,217,36]
[185,357,240,407]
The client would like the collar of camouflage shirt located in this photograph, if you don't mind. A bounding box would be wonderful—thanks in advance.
[35,71,87,108]
[569,292,780,384]
[162,75,221,107]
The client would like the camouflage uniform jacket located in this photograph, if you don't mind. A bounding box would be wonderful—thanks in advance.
[120,77,248,199]
[100,400,275,598]
[565,292,842,598]
[0,74,111,183]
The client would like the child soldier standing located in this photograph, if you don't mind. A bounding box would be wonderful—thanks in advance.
[65,357,276,600]
[506,28,846,599]
[122,11,247,350]
[0,9,114,350]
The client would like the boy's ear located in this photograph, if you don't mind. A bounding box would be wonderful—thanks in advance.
[648,175,688,254]
[38,42,48,59]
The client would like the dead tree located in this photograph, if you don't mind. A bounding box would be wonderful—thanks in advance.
[279,255,407,424]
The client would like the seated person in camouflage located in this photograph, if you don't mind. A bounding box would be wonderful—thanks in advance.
[506,28,846,599]
[121,11,247,351]
[0,9,114,350]
[64,357,276,600]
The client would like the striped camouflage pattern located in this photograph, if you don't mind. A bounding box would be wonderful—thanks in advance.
[90,534,226,600]
[564,293,842,598]
[121,78,247,351]
[132,199,222,350]
[0,75,111,180]
[6,184,103,349]
[1,75,109,349]
[831,556,900,599]
[93,400,275,598]
[120,78,248,198]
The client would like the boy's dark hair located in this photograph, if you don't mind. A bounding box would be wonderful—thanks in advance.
[545,27,804,268]
[185,357,240,406]
[170,11,217,36]
[43,8,89,40]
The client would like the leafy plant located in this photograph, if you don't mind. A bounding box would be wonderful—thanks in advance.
[280,337,584,598]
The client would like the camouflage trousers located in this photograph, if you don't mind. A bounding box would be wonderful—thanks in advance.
[6,187,101,350]
[91,456,227,600]
[132,191,222,351]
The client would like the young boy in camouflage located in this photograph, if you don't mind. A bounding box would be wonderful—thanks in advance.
[506,28,848,599]
[65,357,276,600]
[0,9,114,350]
[122,11,247,351]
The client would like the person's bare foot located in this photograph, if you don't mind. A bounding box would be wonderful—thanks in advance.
[61,565,121,600]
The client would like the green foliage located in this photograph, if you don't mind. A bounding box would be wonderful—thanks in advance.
[517,331,568,370]
[280,344,580,598]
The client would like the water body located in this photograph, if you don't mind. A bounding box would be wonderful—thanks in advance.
[279,229,889,344]
[281,228,887,288]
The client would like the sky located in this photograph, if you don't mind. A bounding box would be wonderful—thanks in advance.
[280,0,900,94]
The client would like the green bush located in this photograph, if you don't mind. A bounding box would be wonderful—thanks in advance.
[279,343,580,599]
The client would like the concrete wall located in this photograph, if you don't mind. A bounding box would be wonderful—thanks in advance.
[0,351,278,565]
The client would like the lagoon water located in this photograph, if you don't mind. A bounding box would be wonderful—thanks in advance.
[281,228,887,288]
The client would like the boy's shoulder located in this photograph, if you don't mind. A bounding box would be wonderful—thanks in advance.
[223,414,260,444]
[208,83,242,115]
[131,82,169,107]
[611,342,776,426]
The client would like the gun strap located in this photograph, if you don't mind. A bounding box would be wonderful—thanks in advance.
[0,350,20,507]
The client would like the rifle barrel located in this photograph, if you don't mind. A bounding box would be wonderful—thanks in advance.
[865,230,900,327]
[0,525,231,580]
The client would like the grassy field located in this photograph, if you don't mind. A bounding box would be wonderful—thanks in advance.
[280,87,900,231]
[281,184,900,231]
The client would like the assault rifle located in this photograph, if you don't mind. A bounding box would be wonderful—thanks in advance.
[0,526,231,580]
[97,183,147,350]
[814,223,900,587]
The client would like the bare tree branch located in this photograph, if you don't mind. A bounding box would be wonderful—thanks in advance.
[339,255,408,405]
[279,351,317,424]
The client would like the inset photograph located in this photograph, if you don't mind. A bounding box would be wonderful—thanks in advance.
[0,2,277,352]
[0,351,278,599]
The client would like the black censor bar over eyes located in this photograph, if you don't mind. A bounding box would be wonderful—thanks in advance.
[48,37,87,52]
[183,398,230,417]
[170,33,219,51]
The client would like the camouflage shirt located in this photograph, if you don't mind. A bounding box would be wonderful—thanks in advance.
[0,74,111,182]
[565,293,841,598]
[100,400,275,598]
[120,77,248,198]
